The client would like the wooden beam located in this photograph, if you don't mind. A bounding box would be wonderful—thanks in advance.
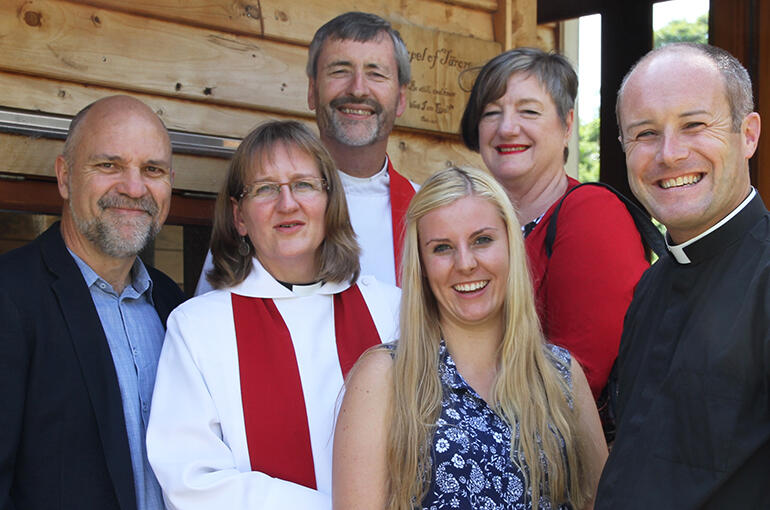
[599,2,653,199]
[0,71,307,139]
[0,177,63,215]
[758,0,770,202]
[1,0,497,135]
[710,0,768,203]
[77,0,496,41]
[260,1,495,44]
[0,176,214,225]
[1,0,309,118]
[167,194,215,226]
[0,124,485,193]
[0,133,230,194]
[493,0,513,50]
[442,0,497,12]
[538,0,660,24]
[512,0,538,48]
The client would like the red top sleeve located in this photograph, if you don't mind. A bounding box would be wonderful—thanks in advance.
[525,178,649,399]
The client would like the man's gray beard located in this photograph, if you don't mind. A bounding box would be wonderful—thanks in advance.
[318,107,385,147]
[315,95,397,148]
[69,190,161,259]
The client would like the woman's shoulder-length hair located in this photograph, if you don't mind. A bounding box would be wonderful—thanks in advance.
[460,47,578,153]
[206,120,360,289]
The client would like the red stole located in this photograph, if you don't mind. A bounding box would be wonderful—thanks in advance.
[231,284,381,490]
[387,158,416,285]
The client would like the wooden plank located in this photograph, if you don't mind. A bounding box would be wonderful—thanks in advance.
[441,0,497,12]
[493,0,538,50]
[259,0,495,44]
[0,0,496,134]
[77,0,496,41]
[387,132,486,184]
[76,0,264,36]
[167,194,215,226]
[0,0,310,117]
[0,124,485,192]
[0,72,301,139]
[758,0,770,202]
[154,224,183,251]
[154,247,184,284]
[510,0,537,48]
[0,177,64,214]
[0,133,230,193]
[394,24,501,132]
[0,176,216,225]
[493,0,513,50]
[711,0,769,203]
[536,22,559,52]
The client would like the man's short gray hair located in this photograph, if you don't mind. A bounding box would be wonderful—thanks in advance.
[617,42,754,139]
[306,11,411,86]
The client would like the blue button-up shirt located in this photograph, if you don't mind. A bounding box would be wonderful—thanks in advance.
[69,251,166,510]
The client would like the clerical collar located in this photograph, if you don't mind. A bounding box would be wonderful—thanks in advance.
[667,188,757,264]
[276,279,323,295]
[337,156,389,184]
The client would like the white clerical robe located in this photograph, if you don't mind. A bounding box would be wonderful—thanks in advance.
[147,259,400,509]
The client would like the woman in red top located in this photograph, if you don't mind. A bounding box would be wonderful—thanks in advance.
[460,48,648,400]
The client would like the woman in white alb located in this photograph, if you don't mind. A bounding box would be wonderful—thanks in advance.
[147,121,399,509]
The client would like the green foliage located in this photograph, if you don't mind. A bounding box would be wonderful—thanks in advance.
[578,116,600,183]
[654,13,708,48]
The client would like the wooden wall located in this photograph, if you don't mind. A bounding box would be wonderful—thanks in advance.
[0,0,543,290]
[0,0,542,190]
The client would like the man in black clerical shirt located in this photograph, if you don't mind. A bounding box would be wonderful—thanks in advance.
[595,43,769,508]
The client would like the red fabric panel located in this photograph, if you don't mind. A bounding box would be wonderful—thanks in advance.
[333,284,382,378]
[387,158,416,286]
[231,294,317,490]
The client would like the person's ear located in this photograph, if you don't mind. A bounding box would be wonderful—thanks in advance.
[741,112,761,159]
[55,155,70,200]
[395,84,407,117]
[308,77,317,111]
[231,197,249,237]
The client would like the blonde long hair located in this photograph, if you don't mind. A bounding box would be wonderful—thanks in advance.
[386,166,590,509]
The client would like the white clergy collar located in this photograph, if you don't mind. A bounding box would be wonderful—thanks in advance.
[337,156,390,192]
[668,187,756,264]
[229,257,349,298]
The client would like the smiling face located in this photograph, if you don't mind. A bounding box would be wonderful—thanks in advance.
[56,98,173,260]
[308,35,406,150]
[477,73,573,193]
[619,50,760,243]
[418,195,509,333]
[233,142,329,283]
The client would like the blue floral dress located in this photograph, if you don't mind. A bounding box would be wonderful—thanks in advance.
[420,342,573,510]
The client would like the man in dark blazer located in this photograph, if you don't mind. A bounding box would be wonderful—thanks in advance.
[0,96,185,510]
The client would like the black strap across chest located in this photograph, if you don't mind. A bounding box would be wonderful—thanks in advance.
[544,182,667,260]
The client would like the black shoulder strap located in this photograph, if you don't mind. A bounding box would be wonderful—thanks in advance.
[544,182,666,260]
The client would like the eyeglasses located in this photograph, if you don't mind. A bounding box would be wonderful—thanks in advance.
[238,177,328,202]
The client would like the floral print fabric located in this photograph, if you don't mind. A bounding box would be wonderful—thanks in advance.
[420,342,572,510]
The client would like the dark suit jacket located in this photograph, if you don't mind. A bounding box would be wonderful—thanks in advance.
[0,222,185,510]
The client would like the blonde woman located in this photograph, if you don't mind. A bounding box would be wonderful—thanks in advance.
[333,166,607,509]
